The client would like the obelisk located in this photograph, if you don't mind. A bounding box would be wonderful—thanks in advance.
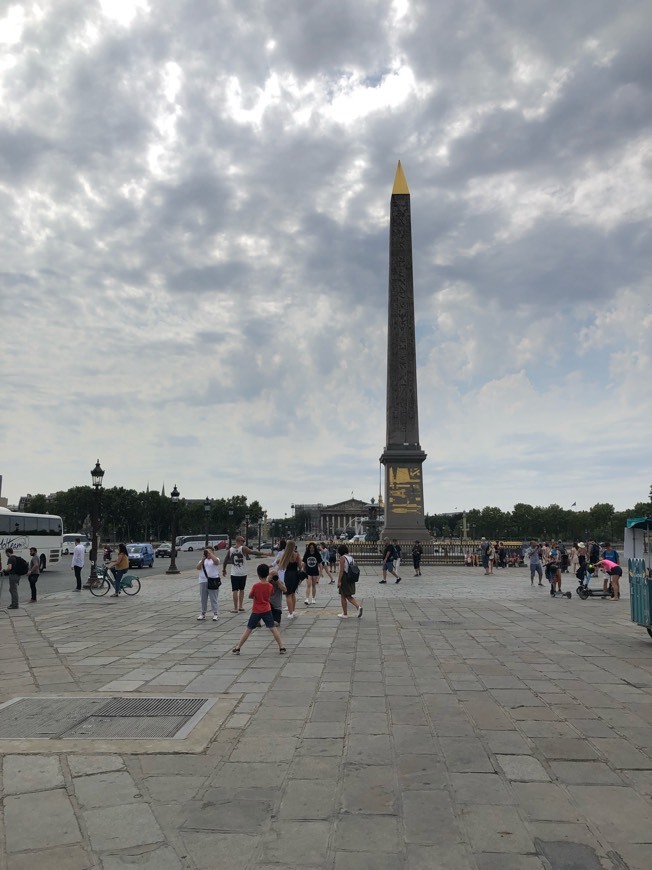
[380,161,427,539]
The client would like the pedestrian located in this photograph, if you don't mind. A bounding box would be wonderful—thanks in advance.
[545,545,562,596]
[393,539,402,572]
[480,537,490,573]
[319,542,333,583]
[379,537,401,584]
[569,542,579,575]
[485,540,495,574]
[302,541,321,605]
[576,542,587,571]
[275,540,303,620]
[72,537,85,591]
[27,546,40,603]
[196,546,221,621]
[412,540,423,576]
[2,547,27,609]
[222,535,271,614]
[601,542,619,564]
[589,540,600,564]
[269,568,286,626]
[328,540,337,576]
[497,541,507,569]
[107,543,129,597]
[594,558,622,600]
[337,544,363,618]
[232,564,286,655]
[525,540,543,586]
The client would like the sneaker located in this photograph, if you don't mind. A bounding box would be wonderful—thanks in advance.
[305,598,311,605]
[197,614,205,620]
[357,606,363,618]
[379,580,387,584]
[395,577,401,584]
[311,597,316,604]
[212,614,218,621]
[8,604,19,609]
[337,613,348,618]
[287,613,295,620]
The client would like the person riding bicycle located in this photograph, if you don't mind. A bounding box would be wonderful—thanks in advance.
[107,543,129,597]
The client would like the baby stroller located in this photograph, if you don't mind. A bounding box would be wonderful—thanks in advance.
[576,563,613,600]
[546,559,571,598]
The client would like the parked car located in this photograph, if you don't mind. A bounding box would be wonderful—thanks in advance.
[61,534,91,555]
[127,543,155,568]
[154,542,172,558]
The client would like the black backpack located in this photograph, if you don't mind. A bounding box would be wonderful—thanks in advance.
[13,555,29,575]
[346,556,360,582]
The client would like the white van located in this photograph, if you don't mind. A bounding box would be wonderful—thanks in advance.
[61,534,92,555]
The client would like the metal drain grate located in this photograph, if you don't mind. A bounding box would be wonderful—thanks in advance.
[95,697,206,718]
[0,696,211,740]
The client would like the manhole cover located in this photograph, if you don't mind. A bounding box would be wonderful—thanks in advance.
[0,696,212,740]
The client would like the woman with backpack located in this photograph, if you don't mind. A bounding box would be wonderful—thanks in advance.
[337,544,362,619]
[275,540,303,620]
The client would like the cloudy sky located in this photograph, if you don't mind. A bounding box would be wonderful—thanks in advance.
[2,0,651,518]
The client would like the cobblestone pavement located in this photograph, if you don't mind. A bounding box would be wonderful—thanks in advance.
[1,564,652,869]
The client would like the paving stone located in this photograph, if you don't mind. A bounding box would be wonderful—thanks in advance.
[349,711,390,733]
[450,772,515,805]
[536,738,600,760]
[402,790,462,845]
[474,855,545,869]
[335,814,401,853]
[5,789,82,852]
[588,738,652,769]
[533,837,603,869]
[549,760,624,785]
[566,785,652,843]
[68,755,125,777]
[7,845,92,870]
[180,832,259,870]
[261,821,331,865]
[495,755,550,782]
[460,804,534,853]
[100,845,183,870]
[340,763,398,814]
[289,755,340,780]
[3,755,64,794]
[439,737,494,772]
[73,770,142,809]
[397,754,447,789]
[407,843,472,869]
[612,843,652,870]
[182,794,272,833]
[482,731,532,755]
[278,778,335,819]
[296,737,345,757]
[346,733,393,765]
[510,782,582,822]
[335,851,405,869]
[144,774,207,803]
[83,803,163,851]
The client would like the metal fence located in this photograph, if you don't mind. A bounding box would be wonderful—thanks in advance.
[344,540,494,566]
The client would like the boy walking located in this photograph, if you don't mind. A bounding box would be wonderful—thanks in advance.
[232,564,286,655]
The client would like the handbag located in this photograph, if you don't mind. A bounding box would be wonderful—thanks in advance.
[202,562,221,590]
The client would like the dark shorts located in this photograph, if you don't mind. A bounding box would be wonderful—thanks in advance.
[383,560,394,572]
[608,566,623,577]
[339,577,357,598]
[271,606,282,625]
[306,568,320,577]
[284,575,300,595]
[248,610,275,629]
[231,575,247,592]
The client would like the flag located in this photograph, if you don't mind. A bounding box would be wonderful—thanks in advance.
[571,502,576,507]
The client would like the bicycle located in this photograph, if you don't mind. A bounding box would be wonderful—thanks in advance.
[89,564,141,597]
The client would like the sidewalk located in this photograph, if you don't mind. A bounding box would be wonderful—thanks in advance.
[1,565,652,869]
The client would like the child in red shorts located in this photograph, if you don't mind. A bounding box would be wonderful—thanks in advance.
[232,564,286,655]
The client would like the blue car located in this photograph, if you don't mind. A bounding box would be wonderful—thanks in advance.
[127,543,155,568]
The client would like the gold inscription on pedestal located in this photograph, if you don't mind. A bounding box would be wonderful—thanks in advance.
[388,466,423,514]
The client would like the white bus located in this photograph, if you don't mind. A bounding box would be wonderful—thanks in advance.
[0,507,63,570]
[175,534,229,551]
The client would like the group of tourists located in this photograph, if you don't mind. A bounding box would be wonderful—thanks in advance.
[524,539,622,598]
[191,536,364,655]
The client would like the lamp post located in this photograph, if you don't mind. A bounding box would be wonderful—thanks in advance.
[257,518,262,549]
[204,496,212,548]
[228,509,234,544]
[166,485,180,575]
[88,459,105,586]
[245,513,250,545]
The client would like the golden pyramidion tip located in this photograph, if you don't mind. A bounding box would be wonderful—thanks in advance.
[392,160,409,195]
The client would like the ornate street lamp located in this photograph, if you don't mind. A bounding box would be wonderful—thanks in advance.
[245,513,250,544]
[257,517,262,549]
[166,485,180,575]
[88,459,105,586]
[204,496,212,548]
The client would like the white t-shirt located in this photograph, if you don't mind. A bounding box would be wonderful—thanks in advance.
[71,543,86,568]
[199,557,220,582]
[228,546,247,576]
